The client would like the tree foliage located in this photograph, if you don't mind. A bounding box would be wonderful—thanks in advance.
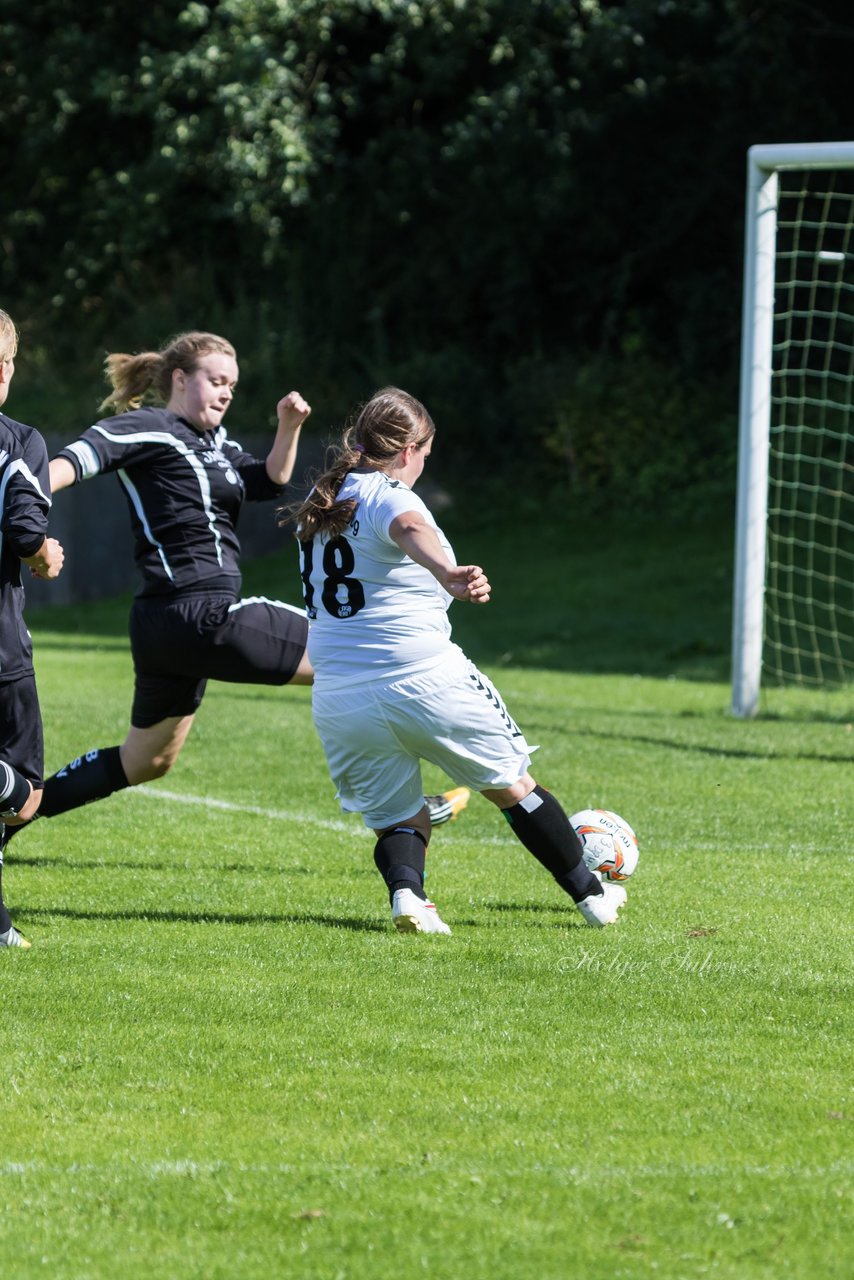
[2,0,852,490]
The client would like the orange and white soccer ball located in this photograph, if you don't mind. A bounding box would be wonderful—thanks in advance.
[570,808,639,882]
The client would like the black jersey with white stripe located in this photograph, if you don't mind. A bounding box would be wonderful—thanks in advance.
[57,407,285,597]
[0,412,51,682]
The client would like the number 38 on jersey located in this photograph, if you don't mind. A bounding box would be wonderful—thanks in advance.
[300,534,366,620]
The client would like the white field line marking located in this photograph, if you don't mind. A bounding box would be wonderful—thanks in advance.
[133,789,775,855]
[134,784,514,845]
[135,785,362,835]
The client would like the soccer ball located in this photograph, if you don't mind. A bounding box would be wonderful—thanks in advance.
[570,808,639,882]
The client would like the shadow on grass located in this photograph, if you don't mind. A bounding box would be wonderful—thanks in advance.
[29,634,131,652]
[27,597,133,641]
[538,721,854,764]
[485,900,576,916]
[10,852,318,875]
[16,899,580,932]
[18,904,386,933]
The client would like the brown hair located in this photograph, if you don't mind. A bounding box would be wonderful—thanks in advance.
[0,309,18,363]
[99,331,236,413]
[287,387,435,541]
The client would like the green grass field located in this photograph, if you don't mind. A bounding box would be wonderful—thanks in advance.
[2,509,852,1279]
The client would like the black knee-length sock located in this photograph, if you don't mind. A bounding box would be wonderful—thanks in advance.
[39,746,130,818]
[0,831,13,933]
[373,826,429,905]
[503,785,602,902]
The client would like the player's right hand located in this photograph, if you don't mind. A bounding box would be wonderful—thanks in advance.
[447,564,491,604]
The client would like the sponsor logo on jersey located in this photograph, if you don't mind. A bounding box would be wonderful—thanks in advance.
[201,449,240,485]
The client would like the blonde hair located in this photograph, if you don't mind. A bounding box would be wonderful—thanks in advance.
[0,309,19,364]
[287,386,435,542]
[100,331,236,413]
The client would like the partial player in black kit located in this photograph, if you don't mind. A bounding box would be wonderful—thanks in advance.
[8,332,465,853]
[36,331,312,827]
[0,308,66,948]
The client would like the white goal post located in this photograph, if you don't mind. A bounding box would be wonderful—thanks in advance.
[731,141,854,717]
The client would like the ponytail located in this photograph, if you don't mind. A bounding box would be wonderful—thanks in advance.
[100,352,164,413]
[283,432,365,542]
[282,387,434,542]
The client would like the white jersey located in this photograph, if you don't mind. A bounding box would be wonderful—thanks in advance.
[301,470,456,686]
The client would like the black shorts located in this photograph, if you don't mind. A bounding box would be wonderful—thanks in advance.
[0,673,45,788]
[129,592,310,728]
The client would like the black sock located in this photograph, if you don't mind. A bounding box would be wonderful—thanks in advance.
[503,785,603,903]
[373,826,428,905]
[0,759,32,818]
[0,831,12,934]
[38,746,130,819]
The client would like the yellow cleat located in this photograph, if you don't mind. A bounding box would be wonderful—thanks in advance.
[0,925,31,949]
[425,787,471,827]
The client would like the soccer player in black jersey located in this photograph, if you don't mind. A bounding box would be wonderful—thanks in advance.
[9,331,466,857]
[0,308,65,948]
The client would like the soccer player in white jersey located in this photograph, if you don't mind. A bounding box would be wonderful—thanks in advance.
[0,308,65,947]
[291,386,627,933]
[5,334,462,870]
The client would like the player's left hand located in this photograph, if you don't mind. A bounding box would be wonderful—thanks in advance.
[277,390,312,430]
[25,536,65,580]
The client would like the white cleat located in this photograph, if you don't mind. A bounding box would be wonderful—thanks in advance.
[577,881,627,928]
[0,924,31,949]
[392,888,452,935]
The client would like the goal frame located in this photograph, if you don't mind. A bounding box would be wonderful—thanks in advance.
[731,140,854,717]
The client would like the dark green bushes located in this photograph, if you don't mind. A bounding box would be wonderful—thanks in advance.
[1,1,849,498]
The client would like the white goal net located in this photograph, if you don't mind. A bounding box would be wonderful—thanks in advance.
[731,142,854,717]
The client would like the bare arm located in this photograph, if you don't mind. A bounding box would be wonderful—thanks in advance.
[388,510,491,604]
[49,457,77,493]
[23,536,64,580]
[265,391,312,486]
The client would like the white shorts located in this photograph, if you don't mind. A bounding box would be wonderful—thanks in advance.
[311,647,536,830]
